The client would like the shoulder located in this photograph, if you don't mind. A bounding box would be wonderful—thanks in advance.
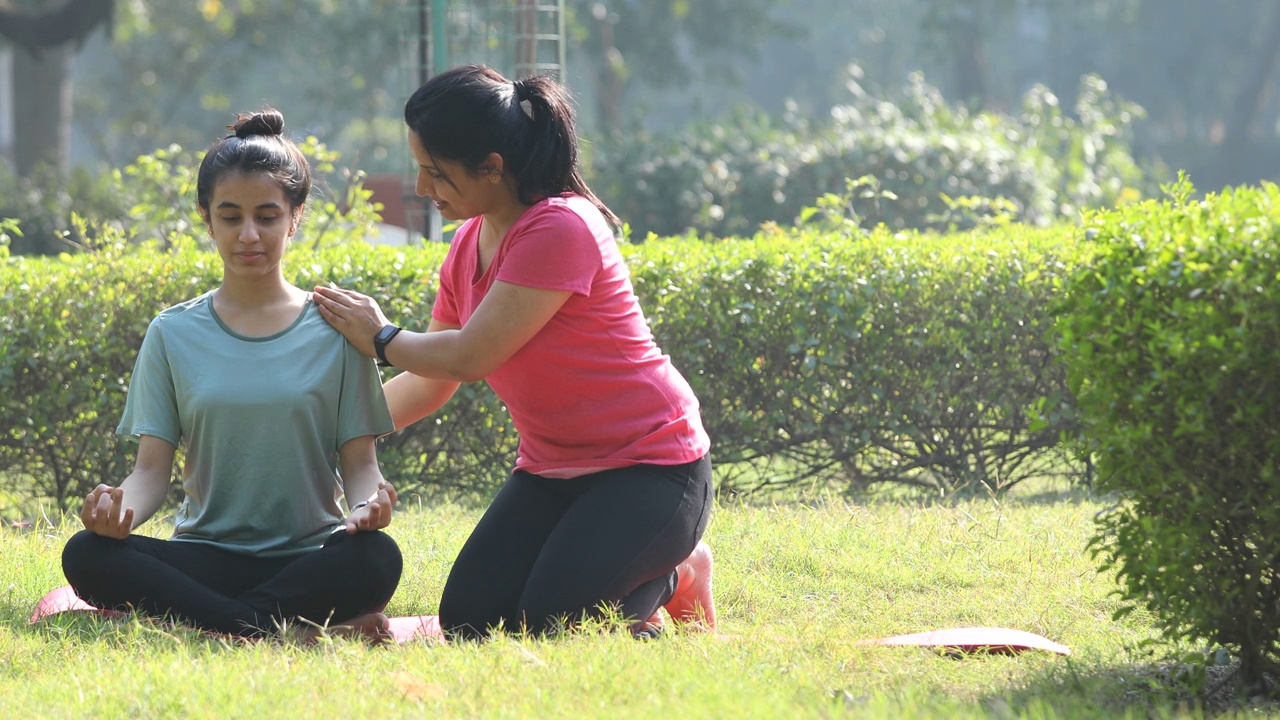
[291,300,350,350]
[529,193,609,224]
[148,292,213,332]
[525,195,609,232]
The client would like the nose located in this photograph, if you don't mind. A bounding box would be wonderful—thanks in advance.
[239,219,261,243]
[415,169,432,198]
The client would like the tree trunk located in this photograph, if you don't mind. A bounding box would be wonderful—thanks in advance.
[0,0,113,176]
[12,44,72,175]
[513,0,538,79]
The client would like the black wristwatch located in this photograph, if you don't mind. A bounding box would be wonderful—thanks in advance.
[373,324,402,367]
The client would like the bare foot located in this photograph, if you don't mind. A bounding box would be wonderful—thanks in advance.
[664,541,717,631]
[298,612,392,644]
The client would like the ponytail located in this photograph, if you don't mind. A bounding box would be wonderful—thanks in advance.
[404,65,620,227]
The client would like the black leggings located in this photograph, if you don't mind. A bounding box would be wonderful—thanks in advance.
[61,529,402,637]
[438,454,713,639]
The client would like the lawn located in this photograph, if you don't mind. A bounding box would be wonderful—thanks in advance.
[0,491,1256,719]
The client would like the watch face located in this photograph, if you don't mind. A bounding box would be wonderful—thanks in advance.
[374,325,398,366]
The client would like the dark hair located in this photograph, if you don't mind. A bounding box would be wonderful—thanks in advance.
[196,108,312,213]
[404,65,620,226]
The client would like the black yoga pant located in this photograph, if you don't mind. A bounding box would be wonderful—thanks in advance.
[61,528,402,637]
[438,454,713,639]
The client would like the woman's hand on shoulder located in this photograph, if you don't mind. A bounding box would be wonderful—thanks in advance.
[313,284,391,358]
[80,484,134,539]
[343,481,398,534]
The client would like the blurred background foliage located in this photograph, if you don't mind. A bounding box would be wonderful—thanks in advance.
[1,0,1280,252]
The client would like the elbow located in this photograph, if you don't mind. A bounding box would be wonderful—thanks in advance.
[454,370,487,384]
[431,352,489,383]
[405,333,499,383]
[448,360,491,384]
[440,340,502,383]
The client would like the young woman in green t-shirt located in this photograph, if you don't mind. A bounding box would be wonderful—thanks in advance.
[60,109,402,640]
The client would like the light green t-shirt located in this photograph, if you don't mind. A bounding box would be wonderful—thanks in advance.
[118,291,394,556]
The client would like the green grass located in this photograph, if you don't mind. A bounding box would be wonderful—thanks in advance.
[0,495,1265,719]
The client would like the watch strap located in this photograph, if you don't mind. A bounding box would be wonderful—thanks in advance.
[374,324,402,367]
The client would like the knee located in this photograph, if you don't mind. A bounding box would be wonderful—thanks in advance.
[61,530,115,589]
[366,531,403,576]
[439,583,505,641]
[343,530,403,588]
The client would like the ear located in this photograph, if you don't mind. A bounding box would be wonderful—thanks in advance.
[289,205,305,236]
[482,152,505,178]
[199,207,213,234]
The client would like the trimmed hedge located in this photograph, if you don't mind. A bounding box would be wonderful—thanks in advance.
[633,224,1089,496]
[1058,178,1280,692]
[1,221,1089,513]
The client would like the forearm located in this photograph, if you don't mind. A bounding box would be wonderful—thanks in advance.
[115,469,170,528]
[339,436,386,506]
[344,471,386,509]
[380,282,570,382]
[314,281,566,383]
[119,436,176,528]
[338,436,397,534]
[385,371,460,430]
[382,328,489,383]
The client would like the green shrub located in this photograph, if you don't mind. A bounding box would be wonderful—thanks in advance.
[594,72,1150,239]
[0,239,216,508]
[1017,75,1148,220]
[0,162,129,255]
[1057,176,1280,693]
[0,217,15,259]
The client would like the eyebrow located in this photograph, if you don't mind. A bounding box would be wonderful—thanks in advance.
[214,200,286,210]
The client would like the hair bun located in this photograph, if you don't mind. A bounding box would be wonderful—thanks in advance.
[230,108,286,139]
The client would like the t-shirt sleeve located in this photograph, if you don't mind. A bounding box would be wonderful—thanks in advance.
[497,205,601,295]
[335,339,395,448]
[116,318,182,446]
[431,231,463,326]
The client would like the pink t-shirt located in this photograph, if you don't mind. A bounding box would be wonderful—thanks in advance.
[432,194,710,476]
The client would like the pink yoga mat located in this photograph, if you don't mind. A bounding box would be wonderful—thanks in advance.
[858,626,1071,655]
[30,585,444,644]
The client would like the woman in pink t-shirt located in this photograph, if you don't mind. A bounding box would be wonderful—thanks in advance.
[314,65,716,639]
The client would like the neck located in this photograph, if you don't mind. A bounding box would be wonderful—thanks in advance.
[215,272,300,308]
[481,198,532,245]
